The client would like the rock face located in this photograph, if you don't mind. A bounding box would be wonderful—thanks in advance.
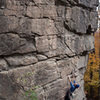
[0,0,98,100]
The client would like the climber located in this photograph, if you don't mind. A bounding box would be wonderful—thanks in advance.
[64,76,80,100]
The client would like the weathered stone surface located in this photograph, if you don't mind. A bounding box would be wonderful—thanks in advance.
[36,33,94,57]
[57,59,74,78]
[0,59,8,71]
[36,54,47,61]
[35,35,57,52]
[35,35,75,57]
[0,67,33,100]
[33,0,55,5]
[74,0,99,8]
[0,60,60,87]
[0,0,98,100]
[0,16,19,33]
[26,5,57,19]
[34,60,60,86]
[65,7,98,34]
[6,0,34,7]
[32,19,58,36]
[64,34,95,54]
[0,33,36,55]
[4,5,25,17]
[58,0,98,8]
[5,55,38,67]
[0,60,60,99]
[26,6,42,18]
[0,16,32,35]
[75,55,89,70]
[16,18,32,34]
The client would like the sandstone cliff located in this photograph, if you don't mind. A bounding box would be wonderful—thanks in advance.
[0,0,98,100]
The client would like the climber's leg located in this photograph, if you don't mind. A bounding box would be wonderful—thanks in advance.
[64,88,71,100]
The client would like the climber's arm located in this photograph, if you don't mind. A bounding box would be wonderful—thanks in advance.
[68,76,74,87]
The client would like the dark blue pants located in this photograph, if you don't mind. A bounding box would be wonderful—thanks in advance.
[64,88,72,100]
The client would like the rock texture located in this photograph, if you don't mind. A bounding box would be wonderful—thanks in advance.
[0,0,98,100]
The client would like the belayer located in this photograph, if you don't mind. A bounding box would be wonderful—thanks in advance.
[64,76,80,100]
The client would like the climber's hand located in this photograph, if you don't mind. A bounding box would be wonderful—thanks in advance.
[68,76,71,82]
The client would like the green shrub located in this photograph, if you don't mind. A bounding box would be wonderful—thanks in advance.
[25,88,38,100]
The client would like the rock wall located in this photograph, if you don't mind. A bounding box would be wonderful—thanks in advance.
[0,0,98,100]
